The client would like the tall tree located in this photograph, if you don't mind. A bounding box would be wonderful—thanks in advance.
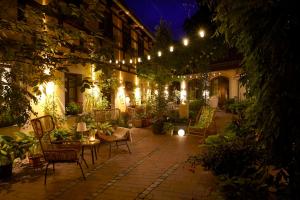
[207,0,299,197]
[0,0,106,125]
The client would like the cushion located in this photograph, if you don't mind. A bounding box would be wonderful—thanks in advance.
[113,127,129,139]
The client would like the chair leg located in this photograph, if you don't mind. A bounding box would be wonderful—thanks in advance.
[109,143,112,158]
[126,142,131,154]
[44,163,50,185]
[78,161,86,180]
[52,163,55,172]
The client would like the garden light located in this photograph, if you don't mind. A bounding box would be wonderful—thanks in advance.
[178,129,185,137]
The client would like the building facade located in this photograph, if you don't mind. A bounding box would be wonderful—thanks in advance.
[0,0,154,118]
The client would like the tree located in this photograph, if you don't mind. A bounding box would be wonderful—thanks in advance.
[207,0,299,197]
[0,0,107,126]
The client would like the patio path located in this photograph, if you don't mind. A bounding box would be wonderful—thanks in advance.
[0,111,233,200]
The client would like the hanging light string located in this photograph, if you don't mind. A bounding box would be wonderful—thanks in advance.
[108,29,206,66]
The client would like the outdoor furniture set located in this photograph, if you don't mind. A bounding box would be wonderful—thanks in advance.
[30,109,132,184]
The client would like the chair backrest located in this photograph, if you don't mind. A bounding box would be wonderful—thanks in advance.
[195,106,216,129]
[94,108,121,123]
[31,115,55,139]
[31,115,56,156]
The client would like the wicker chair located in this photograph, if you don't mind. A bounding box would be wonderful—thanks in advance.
[96,127,132,158]
[31,115,86,184]
[94,108,121,123]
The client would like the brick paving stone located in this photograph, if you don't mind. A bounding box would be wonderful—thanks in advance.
[0,111,232,200]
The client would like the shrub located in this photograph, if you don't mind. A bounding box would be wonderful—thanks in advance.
[152,119,165,134]
[200,135,263,177]
[189,99,205,121]
[0,111,16,127]
[66,102,81,115]
[163,122,174,133]
[51,129,70,141]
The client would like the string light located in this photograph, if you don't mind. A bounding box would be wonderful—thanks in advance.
[183,38,189,46]
[158,51,162,57]
[107,34,208,66]
[198,29,205,38]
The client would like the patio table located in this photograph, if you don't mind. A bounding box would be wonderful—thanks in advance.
[81,139,100,166]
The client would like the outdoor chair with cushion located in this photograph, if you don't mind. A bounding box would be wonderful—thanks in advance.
[187,106,217,140]
[96,127,132,158]
[31,115,86,184]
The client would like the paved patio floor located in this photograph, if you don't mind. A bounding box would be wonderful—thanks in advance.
[0,111,233,200]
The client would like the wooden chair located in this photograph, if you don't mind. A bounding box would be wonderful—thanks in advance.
[31,115,86,184]
[187,106,217,140]
[96,127,132,158]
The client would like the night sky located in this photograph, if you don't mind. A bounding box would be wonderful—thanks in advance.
[123,0,198,40]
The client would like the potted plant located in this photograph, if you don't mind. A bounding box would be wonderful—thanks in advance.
[152,119,165,134]
[0,135,28,180]
[50,129,70,143]
[15,131,42,168]
[96,122,113,136]
[66,102,81,115]
[163,122,175,135]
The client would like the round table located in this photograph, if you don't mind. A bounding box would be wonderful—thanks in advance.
[81,139,100,166]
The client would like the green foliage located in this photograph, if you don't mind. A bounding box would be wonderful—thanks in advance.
[118,112,130,128]
[77,112,96,130]
[50,129,70,141]
[152,119,165,135]
[209,3,300,196]
[201,135,263,177]
[0,0,106,126]
[223,99,250,116]
[66,102,81,115]
[189,99,205,121]
[219,173,269,200]
[97,122,113,136]
[163,122,174,133]
[0,135,31,166]
[14,131,40,155]
[0,110,15,127]
[43,94,66,128]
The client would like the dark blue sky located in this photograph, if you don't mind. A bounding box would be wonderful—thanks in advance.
[123,0,198,40]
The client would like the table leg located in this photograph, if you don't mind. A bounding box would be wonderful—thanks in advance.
[94,146,97,160]
[91,146,94,164]
[81,147,89,168]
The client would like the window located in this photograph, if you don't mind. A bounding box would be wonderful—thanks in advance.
[65,73,82,107]
[138,37,144,57]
